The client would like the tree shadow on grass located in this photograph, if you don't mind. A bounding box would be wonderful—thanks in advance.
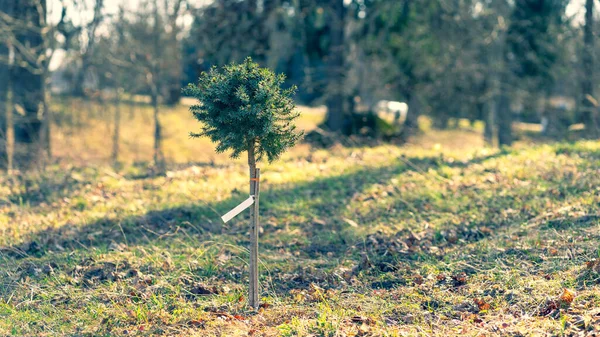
[2,161,412,257]
[2,150,513,261]
[3,146,600,300]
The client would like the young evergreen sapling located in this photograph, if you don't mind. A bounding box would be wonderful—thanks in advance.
[185,58,302,308]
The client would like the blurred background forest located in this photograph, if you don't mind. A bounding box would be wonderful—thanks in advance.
[0,0,599,170]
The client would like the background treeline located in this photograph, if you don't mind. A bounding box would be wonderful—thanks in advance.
[0,0,598,169]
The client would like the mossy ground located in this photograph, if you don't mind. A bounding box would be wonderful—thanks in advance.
[1,99,599,336]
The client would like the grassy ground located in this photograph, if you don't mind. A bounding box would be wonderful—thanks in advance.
[1,100,600,336]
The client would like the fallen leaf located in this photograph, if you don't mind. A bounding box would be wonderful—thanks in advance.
[313,218,327,226]
[214,312,233,320]
[452,272,468,286]
[350,316,376,325]
[359,323,371,334]
[560,288,576,304]
[343,218,359,227]
[540,299,559,316]
[479,226,493,235]
[187,319,205,327]
[445,231,458,244]
[474,298,491,311]
[413,274,424,285]
[189,283,218,296]
[586,260,600,273]
[162,256,173,270]
[289,289,306,302]
[461,313,478,321]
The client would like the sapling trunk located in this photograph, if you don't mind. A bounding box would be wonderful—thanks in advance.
[247,139,260,309]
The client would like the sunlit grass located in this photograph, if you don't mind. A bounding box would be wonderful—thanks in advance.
[0,99,599,336]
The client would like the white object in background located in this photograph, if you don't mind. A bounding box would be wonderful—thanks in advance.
[375,100,409,125]
[221,196,255,223]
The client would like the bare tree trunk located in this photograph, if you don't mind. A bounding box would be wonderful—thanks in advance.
[582,0,598,136]
[6,90,14,172]
[164,41,182,106]
[481,49,495,146]
[496,75,512,147]
[73,0,104,97]
[11,0,46,166]
[42,70,51,159]
[433,114,450,129]
[4,79,14,172]
[480,77,495,146]
[0,25,9,168]
[400,91,420,141]
[72,63,88,97]
[112,89,121,163]
[484,101,495,146]
[541,88,568,137]
[483,109,494,146]
[324,0,347,133]
[247,139,260,309]
[495,23,512,147]
[151,91,164,171]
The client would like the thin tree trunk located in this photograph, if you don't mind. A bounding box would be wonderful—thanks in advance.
[480,77,494,145]
[496,76,512,146]
[541,88,568,137]
[42,70,51,159]
[325,0,347,133]
[112,89,121,163]
[483,100,495,146]
[400,91,420,141]
[152,91,163,171]
[247,139,260,309]
[582,0,597,136]
[496,26,512,147]
[72,63,88,97]
[434,114,450,129]
[299,0,313,96]
[11,0,46,166]
[73,0,104,97]
[0,31,9,168]
[5,82,14,172]
[481,52,495,146]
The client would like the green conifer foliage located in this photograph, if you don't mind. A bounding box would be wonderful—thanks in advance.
[185,57,303,162]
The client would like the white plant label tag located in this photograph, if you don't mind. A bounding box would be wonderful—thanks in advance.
[221,196,255,223]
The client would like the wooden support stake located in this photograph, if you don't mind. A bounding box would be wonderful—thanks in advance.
[249,168,261,309]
